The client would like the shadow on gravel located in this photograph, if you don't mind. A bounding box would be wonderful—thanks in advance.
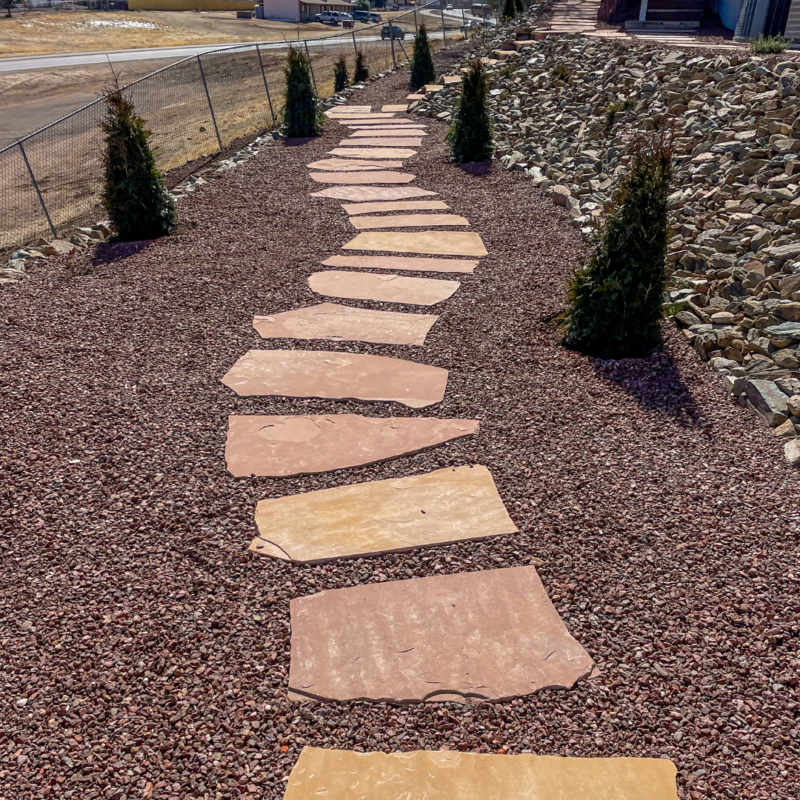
[92,240,154,267]
[282,137,318,147]
[591,346,702,424]
[457,162,491,177]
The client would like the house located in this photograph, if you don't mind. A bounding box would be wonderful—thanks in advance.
[262,0,354,21]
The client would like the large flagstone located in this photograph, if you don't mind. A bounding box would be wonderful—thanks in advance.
[349,213,469,230]
[310,172,415,185]
[288,566,595,703]
[344,120,425,126]
[382,104,409,112]
[250,465,517,562]
[343,231,488,257]
[283,748,679,800]
[252,302,438,346]
[351,129,427,137]
[322,254,477,273]
[221,350,448,409]
[307,158,403,171]
[311,186,436,201]
[329,147,418,159]
[225,415,478,478]
[342,200,449,214]
[338,138,424,147]
[324,105,371,115]
[309,271,459,306]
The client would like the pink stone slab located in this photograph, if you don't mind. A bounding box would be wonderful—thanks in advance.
[288,566,595,703]
[325,105,372,115]
[311,186,437,201]
[225,415,479,478]
[342,200,449,214]
[329,113,398,120]
[309,271,459,306]
[329,148,418,159]
[253,302,438,346]
[382,104,409,112]
[338,138,424,147]
[407,93,424,100]
[221,349,448,409]
[443,75,462,84]
[351,129,427,137]
[310,171,415,185]
[345,120,425,127]
[349,213,469,230]
[424,84,444,92]
[307,158,403,171]
[322,254,477,274]
[343,231,488,257]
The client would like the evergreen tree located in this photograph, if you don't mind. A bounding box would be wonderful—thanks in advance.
[409,23,436,90]
[101,84,176,242]
[446,59,493,163]
[353,50,369,83]
[563,128,674,359]
[502,0,516,19]
[514,0,525,13]
[334,56,348,92]
[283,48,322,138]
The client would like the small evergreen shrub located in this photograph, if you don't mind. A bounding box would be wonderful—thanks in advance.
[605,97,635,128]
[283,48,322,138]
[446,59,493,163]
[514,0,525,13]
[562,127,674,359]
[551,63,571,81]
[334,56,348,92]
[749,33,790,53]
[101,84,176,242]
[409,23,436,89]
[502,0,516,19]
[354,50,369,83]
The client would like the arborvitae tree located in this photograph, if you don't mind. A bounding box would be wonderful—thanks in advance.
[101,83,176,242]
[283,48,322,138]
[353,50,369,83]
[563,127,674,359]
[409,23,436,90]
[514,0,525,13]
[446,59,493,163]
[502,0,516,19]
[334,56,348,92]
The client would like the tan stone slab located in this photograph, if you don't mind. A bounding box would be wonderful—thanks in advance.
[382,104,409,112]
[288,565,595,703]
[349,213,469,230]
[324,105,371,115]
[424,84,444,92]
[307,158,403,171]
[345,120,425,127]
[343,231,488,257]
[251,465,516,562]
[225,415,478,478]
[252,302,438,346]
[309,271,459,306]
[310,172,415,185]
[329,147,418,159]
[442,75,463,84]
[342,200,449,214]
[329,113,397,120]
[407,92,425,100]
[311,186,436,201]
[338,138,424,147]
[284,748,680,800]
[322,254,477,274]
[351,129,427,137]
[221,349,448,409]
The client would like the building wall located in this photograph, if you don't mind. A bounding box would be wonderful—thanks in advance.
[128,0,256,10]
[263,0,301,20]
[785,0,800,36]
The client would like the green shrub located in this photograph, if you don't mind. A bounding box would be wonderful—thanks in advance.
[101,84,176,242]
[354,50,369,83]
[283,48,322,138]
[502,0,516,19]
[446,59,493,163]
[514,0,524,13]
[334,56,348,92]
[551,63,571,81]
[605,97,635,128]
[410,23,436,89]
[749,33,790,53]
[562,128,674,359]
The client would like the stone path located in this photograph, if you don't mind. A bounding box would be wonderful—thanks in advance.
[308,270,460,305]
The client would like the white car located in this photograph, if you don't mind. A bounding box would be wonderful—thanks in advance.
[446,3,453,8]
[315,11,340,23]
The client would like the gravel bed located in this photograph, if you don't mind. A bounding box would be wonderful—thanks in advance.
[1,61,798,800]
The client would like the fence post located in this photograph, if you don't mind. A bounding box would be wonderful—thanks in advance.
[390,30,396,67]
[18,140,57,240]
[256,44,277,126]
[440,3,447,48]
[304,40,317,93]
[413,7,418,32]
[196,55,222,152]
[352,30,358,57]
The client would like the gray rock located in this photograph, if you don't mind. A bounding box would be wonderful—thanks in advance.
[785,438,800,467]
[745,379,789,427]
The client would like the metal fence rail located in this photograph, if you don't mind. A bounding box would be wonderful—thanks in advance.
[0,1,473,254]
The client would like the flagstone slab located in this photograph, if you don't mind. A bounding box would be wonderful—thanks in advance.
[442,75,463,84]
[338,138,424,147]
[322,254,478,273]
[342,200,449,214]
[329,113,398,120]
[225,415,478,478]
[222,349,447,408]
[311,186,436,201]
[325,105,371,115]
[252,302,438,346]
[382,104,409,112]
[343,231,488,257]
[283,748,680,800]
[407,92,425,100]
[424,84,444,92]
[345,121,425,127]
[288,565,595,703]
[307,158,403,171]
[351,129,427,137]
[309,271,459,306]
[329,147,418,159]
[251,465,516,562]
[349,213,469,230]
[310,171,415,185]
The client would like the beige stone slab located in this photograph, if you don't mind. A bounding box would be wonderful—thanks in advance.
[310,171,415,185]
[382,104,409,112]
[322,254,478,274]
[251,465,516,562]
[307,158,403,171]
[288,566,595,703]
[309,271,459,306]
[329,147,417,159]
[352,129,427,138]
[407,92,424,100]
[225,415,478,478]
[338,138,424,147]
[252,302,438,346]
[329,113,397,120]
[343,231,488,257]
[349,213,469,230]
[424,84,444,92]
[311,186,436,201]
[342,200,449,215]
[324,105,371,115]
[284,748,680,800]
[221,349,447,409]
[345,119,424,127]
[442,75,463,84]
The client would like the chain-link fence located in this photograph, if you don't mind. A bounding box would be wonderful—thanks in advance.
[0,1,479,255]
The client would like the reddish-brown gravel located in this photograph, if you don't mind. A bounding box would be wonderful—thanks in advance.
[1,61,798,800]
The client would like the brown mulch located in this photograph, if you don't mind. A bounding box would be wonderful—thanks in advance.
[1,58,798,800]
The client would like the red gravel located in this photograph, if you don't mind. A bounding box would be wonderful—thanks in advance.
[1,60,799,800]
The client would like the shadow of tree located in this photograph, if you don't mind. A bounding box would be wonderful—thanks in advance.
[457,162,492,177]
[91,239,153,266]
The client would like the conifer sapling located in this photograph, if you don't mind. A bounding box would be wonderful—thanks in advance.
[283,48,322,138]
[409,23,436,90]
[502,0,516,19]
[446,59,493,164]
[354,50,369,83]
[334,56,348,92]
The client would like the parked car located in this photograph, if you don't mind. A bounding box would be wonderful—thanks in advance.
[315,11,340,24]
[335,11,352,19]
[381,23,405,39]
[352,9,370,21]
[369,12,382,21]
[446,3,453,9]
